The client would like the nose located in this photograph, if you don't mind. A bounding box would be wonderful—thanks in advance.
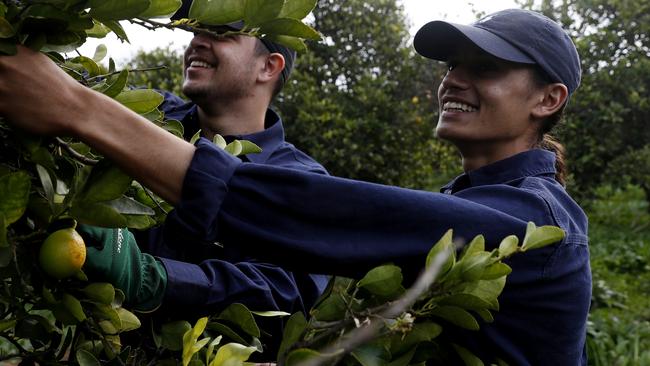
[440,64,472,93]
[188,33,213,50]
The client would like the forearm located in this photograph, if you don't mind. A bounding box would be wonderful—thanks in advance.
[71,87,194,204]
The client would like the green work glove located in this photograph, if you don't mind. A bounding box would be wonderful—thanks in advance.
[77,225,167,312]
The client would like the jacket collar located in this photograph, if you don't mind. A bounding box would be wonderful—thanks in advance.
[181,105,285,164]
[441,149,557,193]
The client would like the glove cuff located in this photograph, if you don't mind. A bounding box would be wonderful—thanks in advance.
[132,256,167,312]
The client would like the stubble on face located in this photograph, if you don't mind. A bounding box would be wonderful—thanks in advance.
[182,36,259,106]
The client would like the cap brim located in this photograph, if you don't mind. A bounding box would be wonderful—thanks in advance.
[414,21,535,64]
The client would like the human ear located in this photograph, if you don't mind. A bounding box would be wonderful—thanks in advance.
[531,83,568,119]
[258,53,285,84]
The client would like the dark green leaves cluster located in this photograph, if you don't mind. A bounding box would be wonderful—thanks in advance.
[0,0,183,55]
[185,0,319,52]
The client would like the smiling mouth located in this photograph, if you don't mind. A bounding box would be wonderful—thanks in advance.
[188,60,214,69]
[443,101,478,112]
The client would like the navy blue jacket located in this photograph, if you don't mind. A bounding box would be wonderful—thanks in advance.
[167,141,591,365]
[137,93,330,323]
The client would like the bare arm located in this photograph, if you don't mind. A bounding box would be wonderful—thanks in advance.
[0,46,193,204]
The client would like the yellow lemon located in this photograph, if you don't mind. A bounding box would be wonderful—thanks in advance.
[39,228,86,280]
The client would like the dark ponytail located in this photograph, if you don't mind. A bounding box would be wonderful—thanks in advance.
[539,134,566,186]
[531,66,568,186]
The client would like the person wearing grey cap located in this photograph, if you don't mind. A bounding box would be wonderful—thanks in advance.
[0,7,590,365]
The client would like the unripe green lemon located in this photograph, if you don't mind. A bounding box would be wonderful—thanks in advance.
[39,228,86,279]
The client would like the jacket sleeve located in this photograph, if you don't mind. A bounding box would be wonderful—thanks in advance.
[166,139,532,278]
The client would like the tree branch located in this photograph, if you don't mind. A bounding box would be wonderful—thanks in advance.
[294,249,451,366]
[55,137,99,165]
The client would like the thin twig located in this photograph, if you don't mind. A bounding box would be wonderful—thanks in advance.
[86,65,169,82]
[55,137,99,165]
[294,250,451,366]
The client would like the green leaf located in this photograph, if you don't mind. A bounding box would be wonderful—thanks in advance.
[0,17,15,38]
[213,134,227,149]
[277,312,307,361]
[86,20,112,38]
[250,310,290,317]
[239,140,262,155]
[139,0,182,18]
[497,235,519,258]
[76,349,102,366]
[224,140,243,156]
[455,277,507,311]
[0,244,12,265]
[92,44,107,62]
[351,344,387,366]
[209,342,257,366]
[70,202,127,227]
[461,235,485,257]
[218,303,260,338]
[480,262,512,280]
[0,39,17,55]
[474,308,494,323]
[389,322,442,356]
[36,164,55,205]
[425,229,455,275]
[80,161,133,203]
[189,0,245,25]
[458,252,492,281]
[82,283,115,304]
[357,264,403,297]
[439,293,492,311]
[88,0,152,21]
[244,0,284,26]
[0,319,16,332]
[259,18,321,40]
[279,0,317,19]
[387,346,417,366]
[161,320,192,351]
[263,34,306,53]
[0,171,31,225]
[190,129,202,144]
[114,89,164,114]
[117,308,141,332]
[102,69,129,98]
[71,56,101,77]
[62,293,87,322]
[311,293,346,321]
[91,303,122,334]
[521,224,565,251]
[430,306,479,331]
[164,119,185,138]
[205,335,223,364]
[102,20,129,42]
[104,196,155,215]
[452,344,484,366]
[206,321,248,345]
[286,348,322,366]
[183,317,208,366]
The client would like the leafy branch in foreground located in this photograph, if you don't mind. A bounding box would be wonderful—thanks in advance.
[275,223,564,366]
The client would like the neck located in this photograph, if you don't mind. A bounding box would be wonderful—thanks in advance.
[458,142,532,172]
[196,97,268,139]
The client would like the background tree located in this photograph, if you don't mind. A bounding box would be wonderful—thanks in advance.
[516,0,650,203]
[276,0,460,189]
[127,44,185,97]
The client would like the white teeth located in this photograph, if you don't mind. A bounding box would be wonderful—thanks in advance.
[190,60,213,68]
[443,101,477,112]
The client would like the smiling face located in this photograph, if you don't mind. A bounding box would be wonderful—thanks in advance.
[436,43,544,160]
[182,31,267,105]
